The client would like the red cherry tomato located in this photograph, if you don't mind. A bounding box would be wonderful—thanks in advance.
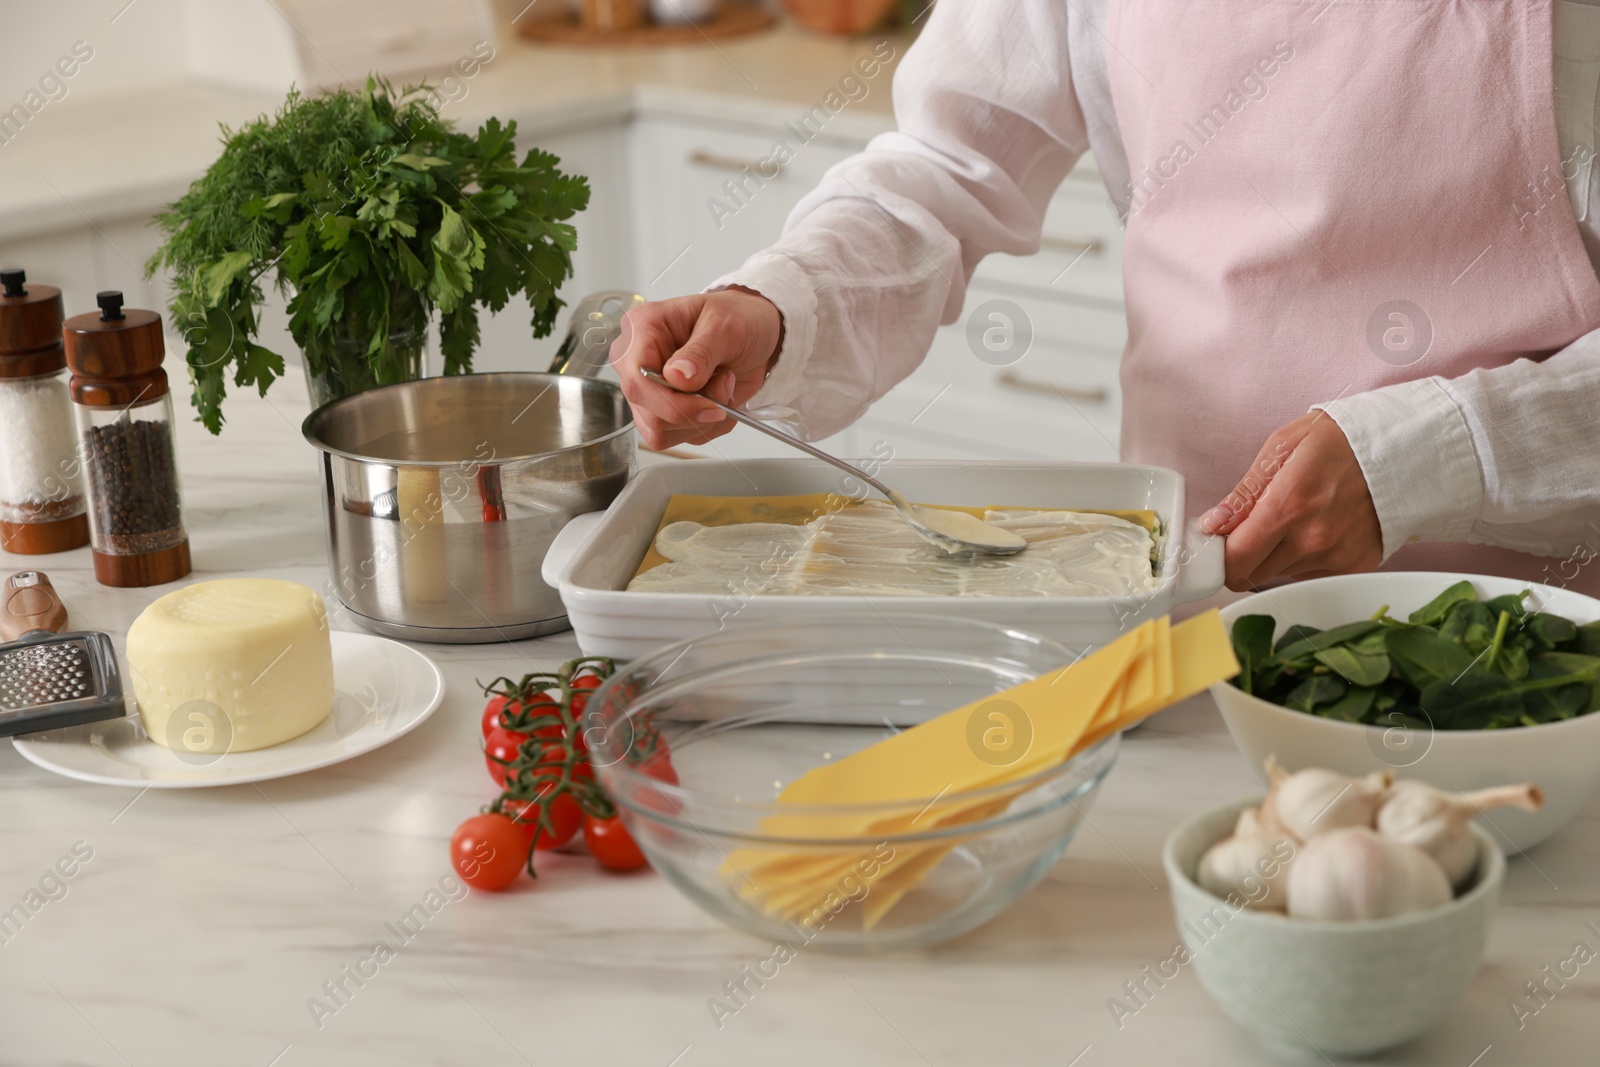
[584,814,648,871]
[481,697,510,739]
[450,814,529,891]
[568,677,600,720]
[484,727,528,789]
[504,792,583,850]
[640,750,678,785]
[481,689,564,740]
[487,729,593,788]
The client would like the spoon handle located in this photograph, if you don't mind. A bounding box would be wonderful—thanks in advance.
[638,367,896,499]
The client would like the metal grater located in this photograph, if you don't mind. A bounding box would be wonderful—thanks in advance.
[0,628,127,738]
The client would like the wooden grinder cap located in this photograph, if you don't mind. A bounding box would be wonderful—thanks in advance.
[0,268,68,379]
[63,290,169,408]
[0,269,89,555]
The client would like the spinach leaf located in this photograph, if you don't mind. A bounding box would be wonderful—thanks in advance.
[1314,646,1391,687]
[1420,670,1524,729]
[1275,621,1382,663]
[1407,580,1478,626]
[1529,652,1600,711]
[1230,615,1277,695]
[1497,643,1531,681]
[1522,667,1588,721]
[1285,674,1347,712]
[1385,626,1475,688]
[1532,651,1600,676]
[1319,685,1377,723]
[1525,612,1578,650]
[1439,599,1494,644]
[1275,624,1324,654]
[1484,591,1530,622]
[1574,621,1600,657]
[1254,588,1600,730]
[1347,628,1391,656]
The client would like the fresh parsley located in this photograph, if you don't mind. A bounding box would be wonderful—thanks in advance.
[147,78,589,433]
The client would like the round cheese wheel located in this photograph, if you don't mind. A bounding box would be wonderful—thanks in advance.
[127,579,335,754]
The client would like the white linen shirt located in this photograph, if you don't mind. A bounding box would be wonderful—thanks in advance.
[715,0,1600,562]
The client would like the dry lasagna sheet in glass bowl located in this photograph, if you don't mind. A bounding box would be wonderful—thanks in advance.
[626,493,1162,598]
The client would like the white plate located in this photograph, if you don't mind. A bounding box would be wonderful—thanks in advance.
[11,631,444,789]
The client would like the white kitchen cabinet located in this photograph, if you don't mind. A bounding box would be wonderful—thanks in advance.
[434,120,636,376]
[629,115,855,298]
[861,309,1125,464]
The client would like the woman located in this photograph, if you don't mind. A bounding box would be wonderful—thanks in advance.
[612,0,1600,594]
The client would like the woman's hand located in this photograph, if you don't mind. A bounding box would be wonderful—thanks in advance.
[1199,412,1384,590]
[609,287,783,451]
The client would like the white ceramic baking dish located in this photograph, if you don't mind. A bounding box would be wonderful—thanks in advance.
[541,459,1224,659]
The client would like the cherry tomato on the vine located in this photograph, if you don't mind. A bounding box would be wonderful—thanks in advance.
[480,699,507,739]
[568,675,601,718]
[640,750,679,785]
[484,727,529,789]
[450,814,529,891]
[482,690,561,740]
[584,814,648,871]
[504,793,583,850]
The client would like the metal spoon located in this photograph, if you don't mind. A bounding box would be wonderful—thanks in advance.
[639,367,1026,557]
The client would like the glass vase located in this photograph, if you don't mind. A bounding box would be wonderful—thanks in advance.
[302,287,428,410]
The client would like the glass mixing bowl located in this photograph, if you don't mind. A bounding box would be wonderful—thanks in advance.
[584,615,1120,950]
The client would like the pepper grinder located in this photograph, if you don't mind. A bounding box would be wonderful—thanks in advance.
[0,268,91,555]
[63,291,191,587]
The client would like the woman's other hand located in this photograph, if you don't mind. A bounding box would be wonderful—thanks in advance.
[1199,412,1384,590]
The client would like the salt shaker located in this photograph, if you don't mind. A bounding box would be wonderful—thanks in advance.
[63,291,192,587]
[0,268,90,555]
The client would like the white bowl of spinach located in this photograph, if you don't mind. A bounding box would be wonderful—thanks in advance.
[1213,572,1600,849]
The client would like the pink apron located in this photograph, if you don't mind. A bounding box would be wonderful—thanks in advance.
[1108,0,1600,594]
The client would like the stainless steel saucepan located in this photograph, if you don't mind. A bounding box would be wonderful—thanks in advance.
[302,294,641,643]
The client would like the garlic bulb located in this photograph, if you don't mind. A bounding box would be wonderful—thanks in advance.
[1376,780,1543,889]
[1259,757,1391,841]
[1285,826,1452,921]
[1197,807,1296,911]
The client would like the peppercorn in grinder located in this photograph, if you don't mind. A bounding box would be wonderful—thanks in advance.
[63,291,191,587]
[0,269,91,555]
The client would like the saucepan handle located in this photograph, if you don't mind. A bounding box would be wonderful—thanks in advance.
[1173,522,1226,603]
[541,511,611,590]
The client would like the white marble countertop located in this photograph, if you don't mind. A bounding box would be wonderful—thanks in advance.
[3,375,1599,1067]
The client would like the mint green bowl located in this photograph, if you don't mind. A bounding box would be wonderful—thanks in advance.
[1163,798,1504,1056]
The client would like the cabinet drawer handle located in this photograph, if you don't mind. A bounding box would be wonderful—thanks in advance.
[690,150,780,176]
[997,371,1110,405]
[1039,235,1103,256]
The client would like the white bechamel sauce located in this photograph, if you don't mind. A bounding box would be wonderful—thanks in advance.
[909,503,1028,552]
[627,502,1159,598]
[883,489,1025,554]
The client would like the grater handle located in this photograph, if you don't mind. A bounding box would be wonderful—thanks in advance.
[2,571,69,641]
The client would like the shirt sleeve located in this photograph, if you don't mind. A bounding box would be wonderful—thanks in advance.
[708,0,1090,439]
[1315,331,1600,560]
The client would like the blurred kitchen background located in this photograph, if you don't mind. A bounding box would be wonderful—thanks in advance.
[0,0,1125,463]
